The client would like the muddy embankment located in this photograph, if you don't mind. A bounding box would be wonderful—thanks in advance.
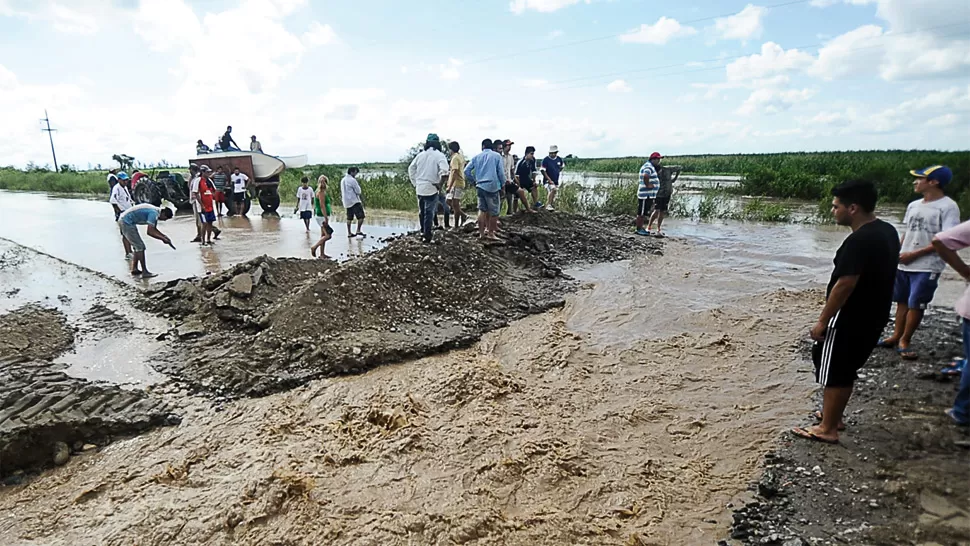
[729,311,970,546]
[142,212,662,398]
[0,305,177,479]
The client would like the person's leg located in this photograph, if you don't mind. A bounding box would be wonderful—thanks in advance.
[899,309,926,350]
[517,189,531,213]
[132,251,144,273]
[656,210,667,232]
[356,217,364,235]
[951,318,970,424]
[811,386,853,441]
[419,195,434,242]
[647,208,660,231]
[442,195,451,228]
[347,220,353,237]
[548,186,557,207]
[636,199,647,232]
[899,273,937,350]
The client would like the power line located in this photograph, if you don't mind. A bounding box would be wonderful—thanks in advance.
[40,110,58,172]
[462,0,816,66]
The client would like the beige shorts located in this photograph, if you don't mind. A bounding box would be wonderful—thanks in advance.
[446,187,464,200]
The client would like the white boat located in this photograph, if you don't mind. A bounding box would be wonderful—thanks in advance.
[191,150,307,180]
[278,154,308,169]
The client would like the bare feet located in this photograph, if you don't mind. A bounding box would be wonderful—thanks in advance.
[310,246,317,257]
[320,253,332,259]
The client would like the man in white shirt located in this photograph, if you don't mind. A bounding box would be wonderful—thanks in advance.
[341,166,365,237]
[230,167,250,216]
[295,176,315,232]
[408,133,450,244]
[109,173,135,259]
[879,165,960,360]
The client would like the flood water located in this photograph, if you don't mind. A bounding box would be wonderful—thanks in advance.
[0,190,415,284]
[1,189,966,387]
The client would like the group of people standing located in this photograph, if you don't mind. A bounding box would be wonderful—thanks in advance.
[794,164,967,447]
[406,134,566,243]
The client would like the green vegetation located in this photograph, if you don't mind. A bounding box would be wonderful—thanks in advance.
[3,150,967,223]
[568,150,970,207]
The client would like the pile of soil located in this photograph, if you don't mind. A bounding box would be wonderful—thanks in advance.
[141,212,662,397]
[0,305,74,362]
[729,311,970,545]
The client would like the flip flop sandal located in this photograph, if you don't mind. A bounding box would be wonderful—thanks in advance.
[897,348,919,360]
[791,426,840,445]
[812,411,847,431]
[946,409,970,426]
[876,338,896,348]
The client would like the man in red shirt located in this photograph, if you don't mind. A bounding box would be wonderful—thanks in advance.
[131,169,147,187]
[198,166,218,245]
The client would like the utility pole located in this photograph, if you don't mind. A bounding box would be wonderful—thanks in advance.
[41,109,58,172]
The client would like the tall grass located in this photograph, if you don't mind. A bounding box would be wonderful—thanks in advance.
[567,150,970,208]
[0,168,107,194]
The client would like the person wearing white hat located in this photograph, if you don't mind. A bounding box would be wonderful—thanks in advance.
[540,145,564,211]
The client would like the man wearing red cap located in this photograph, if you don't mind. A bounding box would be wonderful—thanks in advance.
[636,153,662,236]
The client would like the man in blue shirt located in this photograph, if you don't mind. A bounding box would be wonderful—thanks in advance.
[464,138,506,240]
[540,145,564,211]
[636,152,662,236]
[118,204,175,278]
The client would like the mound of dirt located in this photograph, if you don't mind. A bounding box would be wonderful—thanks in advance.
[142,212,662,397]
[0,305,74,362]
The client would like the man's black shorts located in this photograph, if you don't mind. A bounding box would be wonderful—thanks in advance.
[637,197,654,217]
[654,195,671,212]
[504,183,520,197]
[346,203,365,221]
[519,178,535,191]
[812,315,881,387]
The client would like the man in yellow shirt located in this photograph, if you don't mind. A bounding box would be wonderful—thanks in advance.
[446,141,467,228]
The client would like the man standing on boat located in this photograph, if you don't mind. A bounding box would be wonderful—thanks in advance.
[220,126,240,152]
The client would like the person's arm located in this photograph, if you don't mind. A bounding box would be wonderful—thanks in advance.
[497,156,506,185]
[464,159,475,184]
[671,166,683,184]
[932,239,970,280]
[437,157,449,187]
[408,157,418,187]
[146,224,171,245]
[811,276,860,340]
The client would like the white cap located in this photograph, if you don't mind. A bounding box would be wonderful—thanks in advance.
[549,145,559,153]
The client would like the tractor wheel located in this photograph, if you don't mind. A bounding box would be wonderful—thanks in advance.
[258,186,280,213]
[132,180,162,207]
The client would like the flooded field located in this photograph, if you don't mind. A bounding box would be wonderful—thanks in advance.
[0,191,966,545]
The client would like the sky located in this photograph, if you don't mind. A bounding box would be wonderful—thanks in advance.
[0,0,968,169]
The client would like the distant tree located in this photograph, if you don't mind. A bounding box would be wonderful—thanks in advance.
[59,164,75,173]
[399,138,458,170]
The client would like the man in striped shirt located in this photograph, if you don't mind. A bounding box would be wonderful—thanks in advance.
[636,152,662,236]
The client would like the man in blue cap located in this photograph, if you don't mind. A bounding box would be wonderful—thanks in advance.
[878,165,960,360]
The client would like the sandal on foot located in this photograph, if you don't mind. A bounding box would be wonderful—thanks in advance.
[791,426,839,445]
[897,347,919,360]
[813,410,846,431]
[946,409,970,426]
[876,338,897,348]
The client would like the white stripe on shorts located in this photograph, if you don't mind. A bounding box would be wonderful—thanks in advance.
[819,310,840,385]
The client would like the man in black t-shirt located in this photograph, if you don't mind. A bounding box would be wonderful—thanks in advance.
[793,180,900,445]
[515,146,539,211]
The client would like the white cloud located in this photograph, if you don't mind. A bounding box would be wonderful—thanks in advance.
[439,58,462,80]
[926,113,962,127]
[607,79,632,93]
[727,42,814,81]
[619,17,698,45]
[715,4,767,42]
[736,87,816,115]
[807,0,970,81]
[547,29,564,39]
[509,0,589,14]
[302,21,339,47]
[522,78,549,88]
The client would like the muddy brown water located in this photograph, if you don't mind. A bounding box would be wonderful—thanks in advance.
[1,192,969,544]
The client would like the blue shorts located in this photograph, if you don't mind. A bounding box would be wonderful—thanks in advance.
[893,270,940,309]
[477,188,500,216]
[199,211,216,224]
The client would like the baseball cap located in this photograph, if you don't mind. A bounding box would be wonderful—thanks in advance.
[426,133,440,142]
[504,139,514,146]
[199,164,212,172]
[910,165,952,187]
[650,152,663,160]
[549,145,559,153]
[117,172,129,180]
